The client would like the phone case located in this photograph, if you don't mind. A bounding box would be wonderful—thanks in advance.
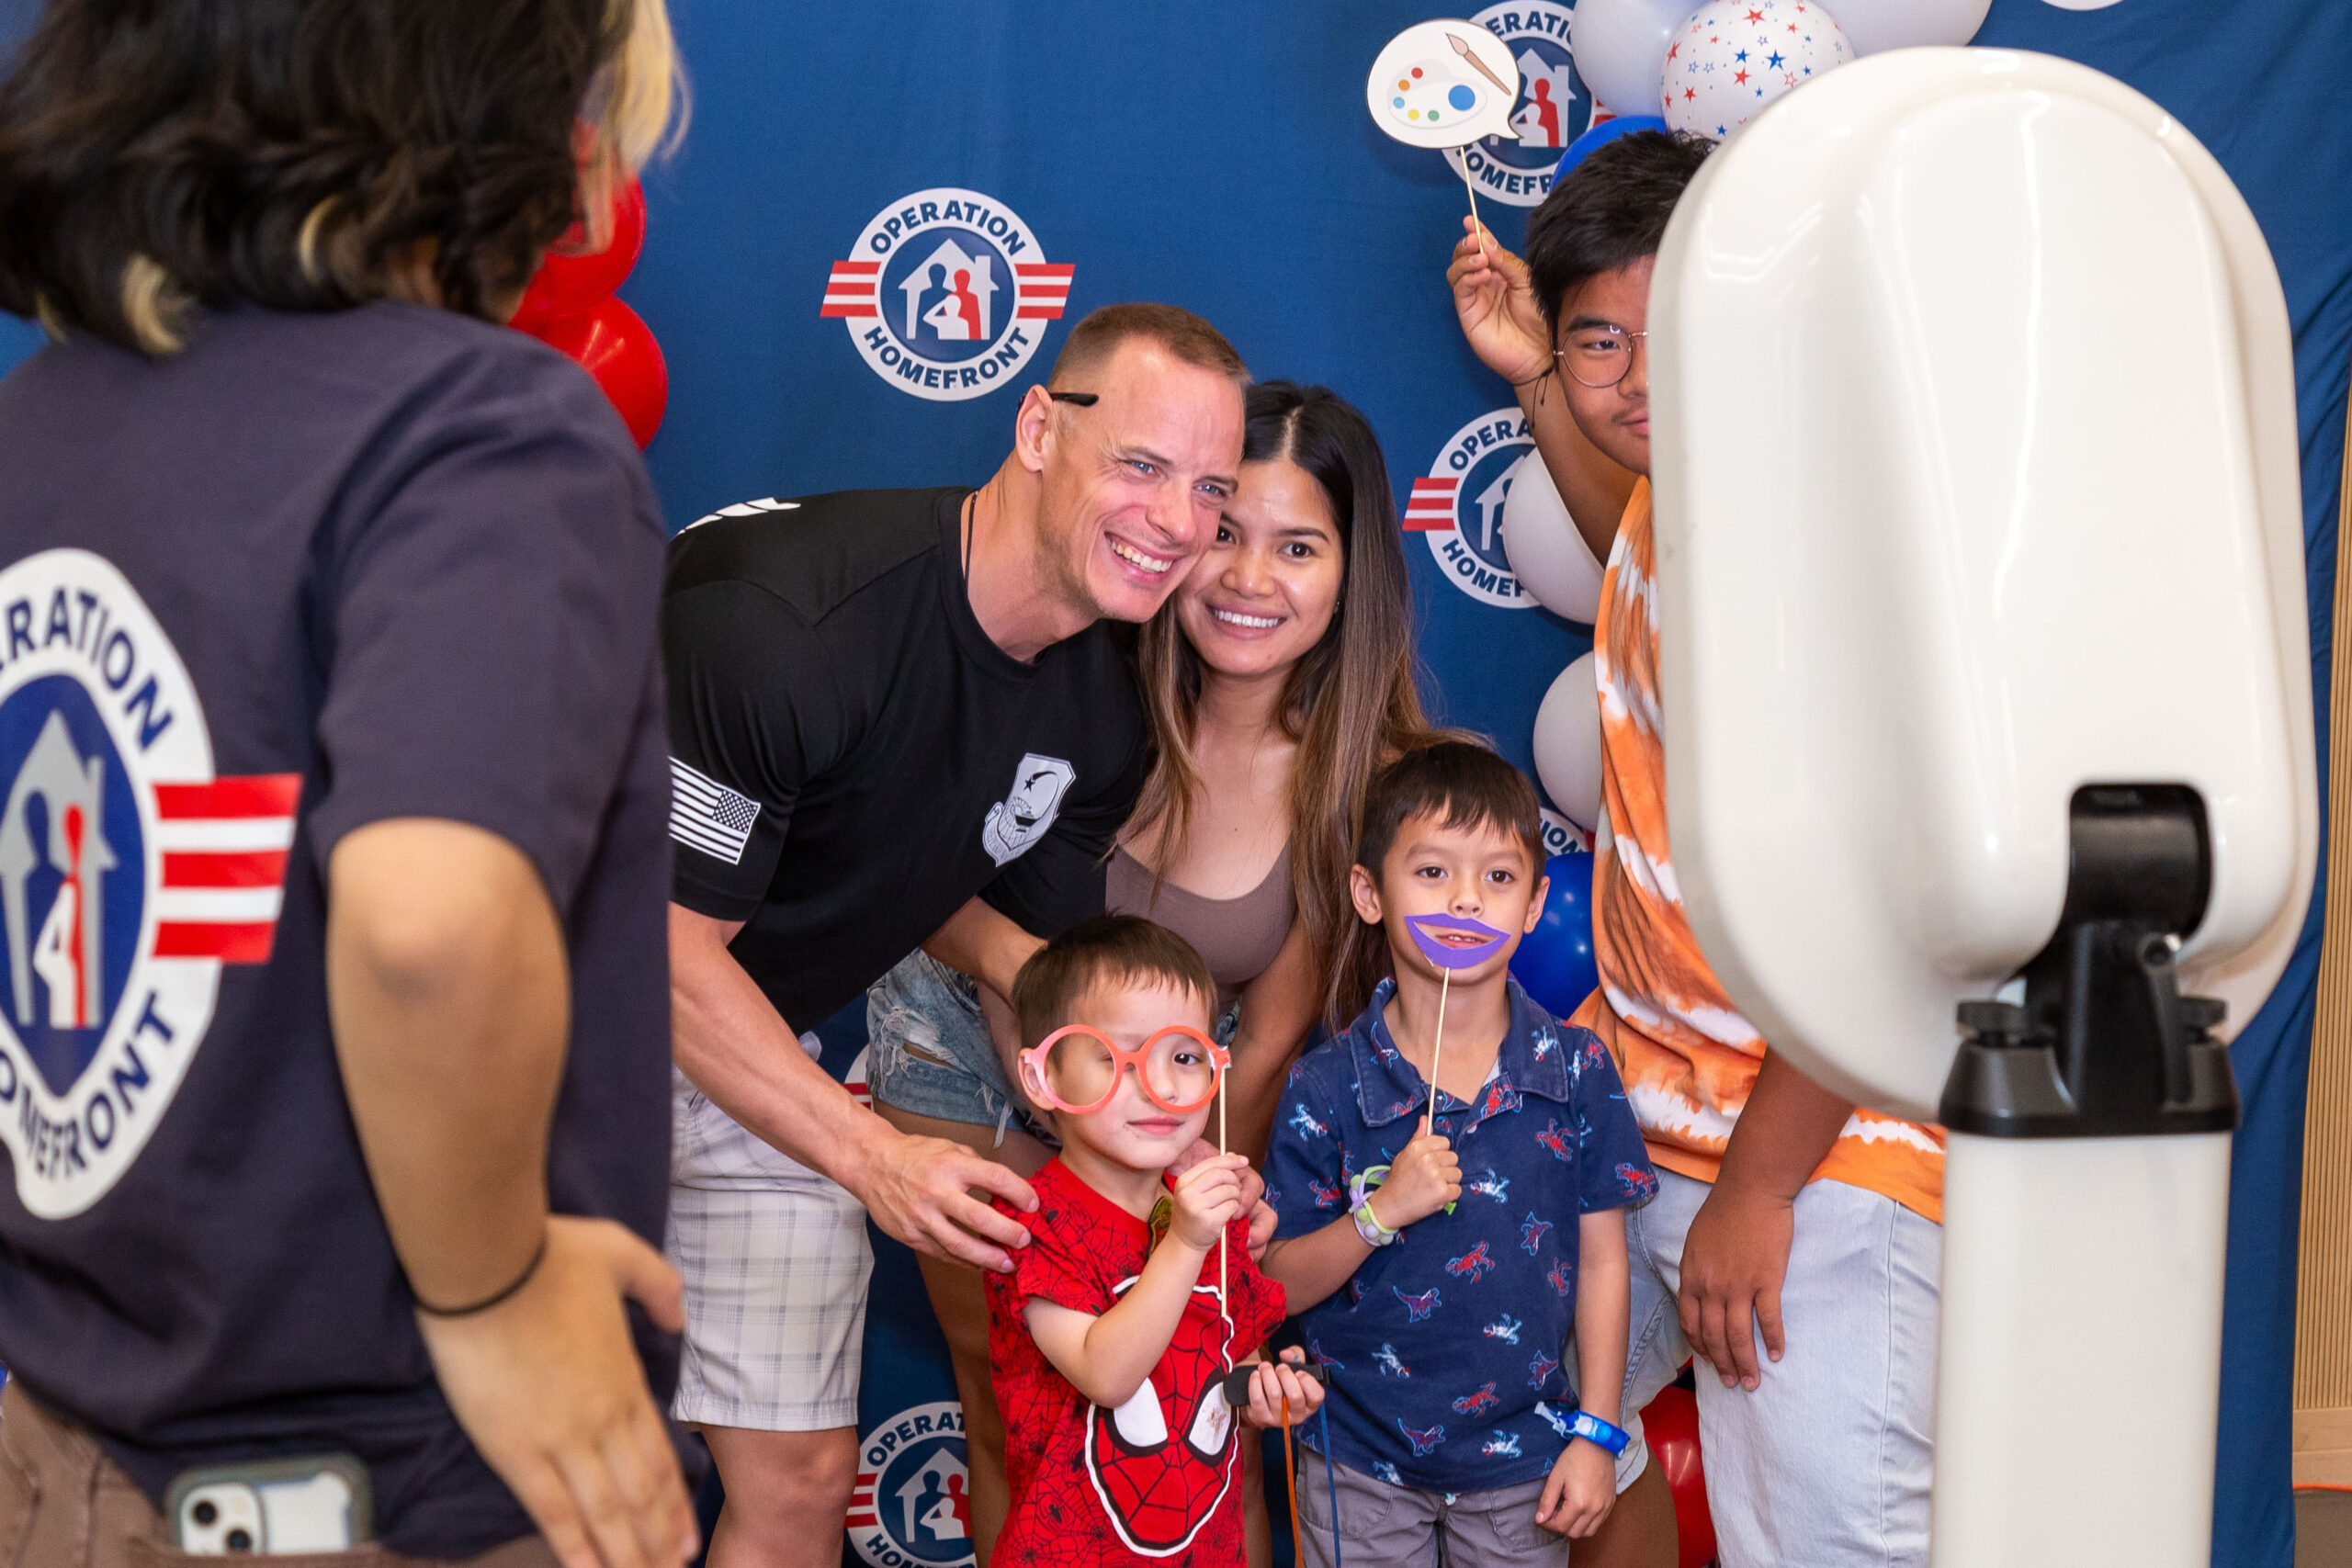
[164,1454,374,1554]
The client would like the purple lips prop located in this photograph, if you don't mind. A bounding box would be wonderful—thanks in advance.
[1405,913,1511,970]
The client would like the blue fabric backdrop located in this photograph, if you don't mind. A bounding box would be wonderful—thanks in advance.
[2,2,2347,1564]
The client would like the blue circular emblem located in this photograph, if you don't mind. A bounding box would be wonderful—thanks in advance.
[848,1401,973,1568]
[1445,3,1593,208]
[877,228,1015,367]
[1414,408,1536,609]
[828,189,1070,403]
[0,673,145,1098]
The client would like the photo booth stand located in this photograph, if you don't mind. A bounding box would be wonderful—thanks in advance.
[1646,49,2315,1567]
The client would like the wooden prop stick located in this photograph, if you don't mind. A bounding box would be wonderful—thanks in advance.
[1443,30,1503,264]
[1280,1395,1304,1554]
[1423,968,1452,1139]
[1217,1086,1231,1331]
[1461,165,1490,265]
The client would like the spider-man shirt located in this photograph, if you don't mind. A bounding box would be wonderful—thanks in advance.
[1266,977,1656,1493]
[986,1157,1286,1565]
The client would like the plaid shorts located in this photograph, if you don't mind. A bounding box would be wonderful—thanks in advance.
[667,1069,874,1432]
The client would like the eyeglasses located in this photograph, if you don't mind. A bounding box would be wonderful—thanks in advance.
[1017,1024,1228,1116]
[1554,325,1649,389]
[1047,390,1099,406]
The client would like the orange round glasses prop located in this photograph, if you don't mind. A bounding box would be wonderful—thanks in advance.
[1016,1024,1230,1117]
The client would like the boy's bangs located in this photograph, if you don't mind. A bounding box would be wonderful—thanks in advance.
[1357,740,1546,876]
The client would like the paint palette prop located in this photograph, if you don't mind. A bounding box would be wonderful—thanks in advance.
[1366,20,1523,149]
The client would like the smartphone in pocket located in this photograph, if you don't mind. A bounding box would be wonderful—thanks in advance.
[164,1455,373,1554]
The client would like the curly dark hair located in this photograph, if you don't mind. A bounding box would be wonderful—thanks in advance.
[1524,129,1714,334]
[0,0,680,355]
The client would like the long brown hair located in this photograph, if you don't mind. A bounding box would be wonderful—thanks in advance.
[1132,381,1453,1030]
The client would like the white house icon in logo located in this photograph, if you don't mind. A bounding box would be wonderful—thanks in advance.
[899,240,998,344]
[894,1450,970,1545]
[1509,49,1576,150]
[1471,456,1527,554]
[0,713,113,1029]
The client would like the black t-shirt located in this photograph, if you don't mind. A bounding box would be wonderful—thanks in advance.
[664,489,1147,1026]
[0,303,675,1557]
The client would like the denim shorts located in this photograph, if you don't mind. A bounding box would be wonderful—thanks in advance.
[865,950,1240,1145]
[864,950,1044,1144]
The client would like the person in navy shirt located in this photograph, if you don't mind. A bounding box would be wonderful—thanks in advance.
[1263,743,1655,1568]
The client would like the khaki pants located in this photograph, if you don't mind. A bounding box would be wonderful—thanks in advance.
[0,1382,556,1568]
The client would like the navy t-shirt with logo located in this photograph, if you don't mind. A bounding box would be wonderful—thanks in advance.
[662,488,1147,1030]
[0,302,675,1556]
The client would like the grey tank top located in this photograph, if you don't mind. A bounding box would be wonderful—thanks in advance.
[1107,840,1296,1012]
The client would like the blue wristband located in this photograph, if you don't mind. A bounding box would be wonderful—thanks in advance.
[1567,1408,1631,1457]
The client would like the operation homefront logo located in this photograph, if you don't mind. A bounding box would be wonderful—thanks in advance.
[1405,409,1541,609]
[1445,3,1594,208]
[1541,808,1592,858]
[0,549,297,1219]
[847,1400,974,1568]
[822,189,1075,401]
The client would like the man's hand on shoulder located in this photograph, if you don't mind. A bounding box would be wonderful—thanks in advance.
[852,1129,1039,1272]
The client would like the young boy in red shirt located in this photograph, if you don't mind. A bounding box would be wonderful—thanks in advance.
[985,916,1325,1566]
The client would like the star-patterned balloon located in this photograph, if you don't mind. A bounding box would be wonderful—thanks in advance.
[1660,0,1854,140]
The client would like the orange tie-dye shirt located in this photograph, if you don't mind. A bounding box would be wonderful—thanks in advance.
[1567,481,1945,1223]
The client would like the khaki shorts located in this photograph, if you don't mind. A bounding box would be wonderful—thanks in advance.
[0,1381,555,1568]
[1293,1454,1573,1568]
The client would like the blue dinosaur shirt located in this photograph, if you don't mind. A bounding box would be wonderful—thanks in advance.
[1266,977,1656,1493]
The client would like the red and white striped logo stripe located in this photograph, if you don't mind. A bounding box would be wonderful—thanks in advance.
[1014,264,1075,321]
[820,260,881,319]
[153,774,300,964]
[844,1473,878,1530]
[1403,475,1462,532]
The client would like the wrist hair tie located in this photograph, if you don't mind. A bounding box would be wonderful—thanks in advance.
[413,1230,548,1319]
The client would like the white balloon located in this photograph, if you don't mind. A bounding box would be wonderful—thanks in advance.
[1568,0,1694,118]
[1532,653,1604,832]
[1827,0,1990,53]
[1663,0,1854,140]
[1499,453,1605,623]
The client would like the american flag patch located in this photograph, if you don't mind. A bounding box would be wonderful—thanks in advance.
[669,758,761,864]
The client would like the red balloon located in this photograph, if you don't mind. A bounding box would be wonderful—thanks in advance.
[532,297,667,449]
[1644,1384,1719,1568]
[511,175,647,331]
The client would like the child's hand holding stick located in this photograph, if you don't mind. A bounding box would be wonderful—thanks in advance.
[1235,1348,1326,1430]
[1170,1152,1250,1250]
[1370,1130,1462,1231]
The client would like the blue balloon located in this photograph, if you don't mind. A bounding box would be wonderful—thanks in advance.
[1511,852,1600,1020]
[1554,116,1669,182]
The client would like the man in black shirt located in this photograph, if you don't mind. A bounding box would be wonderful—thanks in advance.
[662,304,1249,1565]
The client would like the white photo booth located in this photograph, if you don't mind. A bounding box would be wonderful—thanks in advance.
[1648,48,2316,1567]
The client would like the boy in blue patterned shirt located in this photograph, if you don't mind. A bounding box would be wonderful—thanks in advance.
[1264,742,1657,1568]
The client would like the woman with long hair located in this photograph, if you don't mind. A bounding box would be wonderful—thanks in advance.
[0,4,691,1564]
[866,380,1449,1563]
